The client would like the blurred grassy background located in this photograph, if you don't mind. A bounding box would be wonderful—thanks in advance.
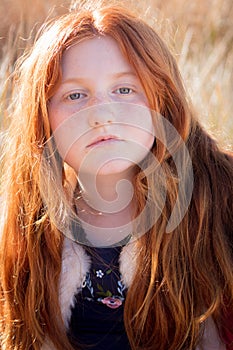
[0,0,232,147]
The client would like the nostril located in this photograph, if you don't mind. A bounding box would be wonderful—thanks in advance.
[92,120,112,127]
[89,116,115,128]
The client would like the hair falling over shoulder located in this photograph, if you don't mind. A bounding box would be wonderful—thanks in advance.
[0,3,233,350]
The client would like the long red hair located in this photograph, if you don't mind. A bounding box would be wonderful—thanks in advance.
[1,5,233,350]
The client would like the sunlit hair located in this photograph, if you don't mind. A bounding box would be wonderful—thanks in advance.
[1,4,233,350]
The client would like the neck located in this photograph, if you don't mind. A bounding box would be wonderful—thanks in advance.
[77,167,136,215]
[74,168,138,247]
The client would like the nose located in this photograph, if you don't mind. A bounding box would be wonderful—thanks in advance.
[88,103,116,128]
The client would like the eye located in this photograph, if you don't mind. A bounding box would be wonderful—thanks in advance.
[66,92,86,101]
[115,87,133,95]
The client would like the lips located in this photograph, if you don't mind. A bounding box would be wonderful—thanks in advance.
[87,135,120,148]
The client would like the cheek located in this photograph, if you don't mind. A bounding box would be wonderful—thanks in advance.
[139,130,154,150]
[48,98,78,131]
[126,127,153,146]
[47,110,87,162]
[117,104,154,136]
[47,103,62,133]
[123,113,154,150]
[62,146,84,173]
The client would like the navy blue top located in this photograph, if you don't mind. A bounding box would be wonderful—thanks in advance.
[68,246,131,350]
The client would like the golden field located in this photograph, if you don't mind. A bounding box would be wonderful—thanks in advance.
[0,0,232,147]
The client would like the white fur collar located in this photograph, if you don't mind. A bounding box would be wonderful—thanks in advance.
[59,237,138,328]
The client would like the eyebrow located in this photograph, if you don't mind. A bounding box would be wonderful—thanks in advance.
[111,71,137,79]
[61,71,137,85]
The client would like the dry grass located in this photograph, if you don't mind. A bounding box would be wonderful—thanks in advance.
[0,0,232,146]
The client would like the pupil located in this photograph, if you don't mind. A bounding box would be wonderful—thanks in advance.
[120,88,129,94]
[70,93,80,100]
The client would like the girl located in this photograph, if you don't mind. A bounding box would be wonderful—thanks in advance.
[0,4,233,350]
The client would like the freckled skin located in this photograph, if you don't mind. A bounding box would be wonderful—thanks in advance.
[48,36,154,176]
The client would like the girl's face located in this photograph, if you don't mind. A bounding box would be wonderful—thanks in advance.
[48,36,154,175]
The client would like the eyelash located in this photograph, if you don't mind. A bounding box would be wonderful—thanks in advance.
[64,86,135,102]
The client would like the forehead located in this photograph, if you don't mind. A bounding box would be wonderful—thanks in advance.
[61,35,135,79]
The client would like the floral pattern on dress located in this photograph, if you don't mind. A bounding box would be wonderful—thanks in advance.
[81,267,126,309]
[96,269,104,278]
[101,296,122,309]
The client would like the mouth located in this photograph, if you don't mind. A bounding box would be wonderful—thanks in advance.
[87,135,121,148]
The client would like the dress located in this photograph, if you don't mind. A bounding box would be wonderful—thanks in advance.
[41,237,227,350]
[68,246,131,349]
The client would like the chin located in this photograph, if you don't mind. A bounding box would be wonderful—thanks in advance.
[94,160,135,176]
